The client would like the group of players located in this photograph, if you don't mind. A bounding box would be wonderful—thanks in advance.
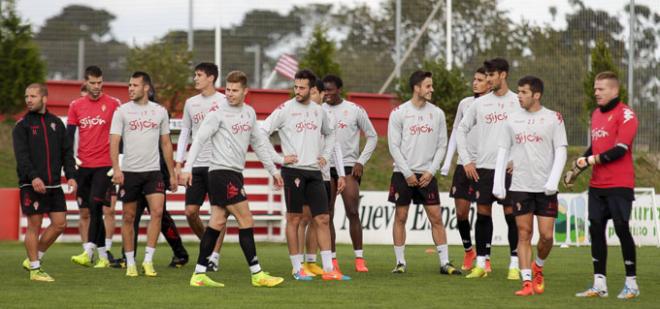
[14,56,640,298]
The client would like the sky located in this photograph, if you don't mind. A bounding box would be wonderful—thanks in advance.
[15,0,657,46]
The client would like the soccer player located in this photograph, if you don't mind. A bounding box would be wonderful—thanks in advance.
[14,83,77,281]
[261,69,349,281]
[575,71,640,299]
[387,70,460,275]
[175,62,227,271]
[492,76,567,296]
[457,58,522,279]
[440,66,490,271]
[68,66,121,268]
[181,70,284,287]
[323,74,377,272]
[110,71,177,277]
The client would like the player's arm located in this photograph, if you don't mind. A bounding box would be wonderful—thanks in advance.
[259,106,290,164]
[544,115,568,195]
[182,112,219,174]
[319,110,336,167]
[250,118,283,188]
[333,141,346,193]
[493,123,514,199]
[427,111,448,176]
[59,119,77,190]
[356,107,378,167]
[175,102,192,170]
[456,102,479,180]
[109,110,124,185]
[12,121,40,184]
[441,99,465,175]
[387,109,416,185]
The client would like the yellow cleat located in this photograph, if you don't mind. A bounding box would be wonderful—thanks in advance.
[507,268,521,280]
[190,273,225,287]
[30,269,55,282]
[466,266,487,279]
[71,251,93,267]
[22,258,30,271]
[142,262,158,277]
[251,271,284,287]
[126,265,138,277]
[302,262,323,276]
[94,258,110,269]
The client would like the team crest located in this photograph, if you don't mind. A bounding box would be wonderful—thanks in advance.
[607,115,613,122]
[240,188,246,197]
[475,191,480,199]
[394,192,400,201]
[516,202,522,211]
[33,201,39,210]
[451,186,456,194]
[294,178,301,188]
[119,189,125,198]
[101,104,107,112]
[50,123,57,131]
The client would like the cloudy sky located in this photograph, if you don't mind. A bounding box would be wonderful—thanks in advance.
[15,0,656,45]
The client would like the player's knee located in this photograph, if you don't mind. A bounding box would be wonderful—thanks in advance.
[52,220,67,232]
[395,212,408,224]
[79,208,90,219]
[456,208,469,220]
[313,214,330,227]
[103,206,114,216]
[185,206,199,219]
[345,206,359,219]
[122,212,135,224]
[539,232,553,244]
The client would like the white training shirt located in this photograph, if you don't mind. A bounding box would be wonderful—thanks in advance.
[178,92,227,167]
[322,100,378,167]
[444,96,479,167]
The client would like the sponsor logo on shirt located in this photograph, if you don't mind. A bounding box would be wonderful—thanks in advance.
[484,112,508,124]
[79,115,107,128]
[128,119,159,131]
[192,112,206,124]
[591,127,609,140]
[623,108,635,124]
[337,120,348,129]
[231,122,253,134]
[514,132,543,144]
[409,124,433,135]
[295,121,318,132]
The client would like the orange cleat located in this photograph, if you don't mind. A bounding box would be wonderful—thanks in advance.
[462,249,476,271]
[355,258,369,272]
[485,259,492,273]
[322,270,351,281]
[332,258,341,272]
[515,281,534,296]
[532,263,544,294]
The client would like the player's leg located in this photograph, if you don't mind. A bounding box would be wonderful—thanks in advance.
[160,192,189,268]
[142,191,164,276]
[102,189,116,261]
[420,177,460,275]
[503,204,520,279]
[26,213,54,281]
[468,168,494,278]
[511,191,534,295]
[609,195,639,299]
[328,178,341,271]
[388,172,412,273]
[576,191,609,297]
[341,173,366,271]
[532,213,555,295]
[280,168,310,279]
[74,169,92,261]
[451,165,477,270]
[88,169,111,267]
[301,205,322,276]
[190,205,227,287]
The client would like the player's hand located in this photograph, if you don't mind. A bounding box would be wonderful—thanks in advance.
[352,163,364,178]
[337,176,346,194]
[318,156,327,168]
[66,178,77,194]
[463,162,479,181]
[169,175,178,193]
[174,162,183,177]
[543,183,557,196]
[112,169,124,186]
[283,155,298,165]
[576,157,588,169]
[273,174,284,189]
[506,161,514,174]
[418,172,434,188]
[31,177,46,194]
[492,185,506,200]
[179,172,192,188]
[405,174,419,187]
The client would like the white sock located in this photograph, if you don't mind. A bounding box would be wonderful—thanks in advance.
[594,274,607,290]
[195,264,207,274]
[249,264,262,274]
[535,256,545,267]
[105,238,113,251]
[38,251,45,260]
[144,247,156,263]
[437,244,449,266]
[209,252,220,264]
[29,260,40,269]
[625,276,638,290]
[509,256,519,269]
[97,246,108,260]
[521,269,532,281]
[290,255,302,273]
[84,242,95,258]
[305,254,317,263]
[476,256,486,269]
[355,250,364,259]
[394,245,406,265]
[125,251,136,266]
[332,251,337,259]
[320,250,333,272]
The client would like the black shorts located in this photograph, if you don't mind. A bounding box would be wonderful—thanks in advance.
[185,167,210,206]
[474,168,513,206]
[450,165,476,202]
[388,172,440,206]
[119,171,165,203]
[330,166,362,185]
[20,187,67,215]
[588,189,633,222]
[76,167,112,208]
[282,167,328,217]
[208,170,247,207]
[103,185,117,206]
[324,181,332,204]
[510,191,559,218]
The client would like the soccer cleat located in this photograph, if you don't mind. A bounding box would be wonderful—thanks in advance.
[485,259,492,273]
[111,257,126,269]
[71,251,93,267]
[532,263,544,294]
[332,258,341,272]
[322,270,351,281]
[207,260,219,272]
[576,287,608,298]
[251,271,284,287]
[461,249,476,271]
[440,262,462,275]
[355,258,369,272]
[292,269,314,281]
[515,281,534,296]
[617,285,640,299]
[107,251,115,263]
[126,265,138,277]
[190,273,224,287]
[22,258,30,271]
[391,263,407,274]
[168,255,188,268]
[29,268,54,282]
[302,262,323,276]
[507,267,521,280]
[465,266,487,278]
[93,258,110,269]
[142,262,158,277]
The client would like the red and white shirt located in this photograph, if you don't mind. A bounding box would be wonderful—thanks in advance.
[590,102,638,189]
[67,93,121,168]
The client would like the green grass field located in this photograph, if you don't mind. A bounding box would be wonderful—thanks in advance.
[1,242,658,308]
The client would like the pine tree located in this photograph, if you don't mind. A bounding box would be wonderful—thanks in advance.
[299,25,341,81]
[582,39,628,118]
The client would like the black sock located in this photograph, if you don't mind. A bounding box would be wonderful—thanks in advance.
[485,215,493,258]
[239,228,260,273]
[475,214,490,256]
[505,214,518,257]
[589,220,607,276]
[614,220,636,276]
[457,219,473,251]
[196,227,220,271]
[160,210,188,258]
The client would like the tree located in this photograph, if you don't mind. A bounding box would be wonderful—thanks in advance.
[583,40,628,118]
[126,40,192,113]
[298,25,341,81]
[395,59,470,131]
[0,0,46,114]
